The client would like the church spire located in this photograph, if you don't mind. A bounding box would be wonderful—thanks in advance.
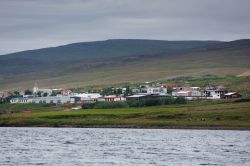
[33,81,39,94]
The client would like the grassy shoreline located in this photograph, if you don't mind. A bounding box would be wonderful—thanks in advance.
[0,100,250,129]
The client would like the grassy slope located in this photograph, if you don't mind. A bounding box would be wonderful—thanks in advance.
[1,47,250,90]
[0,100,250,129]
[0,39,250,90]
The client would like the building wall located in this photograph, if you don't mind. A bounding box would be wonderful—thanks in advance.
[172,91,191,97]
[224,93,241,99]
[10,98,32,104]
[105,97,126,102]
[191,90,202,97]
[32,96,73,104]
[205,90,224,99]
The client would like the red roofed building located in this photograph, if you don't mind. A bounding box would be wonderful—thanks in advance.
[161,83,177,88]
[61,89,72,96]
[104,96,126,102]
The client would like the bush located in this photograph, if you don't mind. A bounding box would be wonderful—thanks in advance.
[94,101,129,109]
[234,98,250,103]
[174,97,187,104]
[162,98,175,105]
[143,98,164,106]
[126,100,140,107]
[82,97,187,109]
[127,97,187,108]
[82,103,96,109]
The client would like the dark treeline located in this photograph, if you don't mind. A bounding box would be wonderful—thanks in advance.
[82,97,187,109]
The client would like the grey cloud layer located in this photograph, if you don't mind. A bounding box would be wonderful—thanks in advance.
[0,0,250,54]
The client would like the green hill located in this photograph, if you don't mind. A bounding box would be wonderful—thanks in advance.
[0,39,249,90]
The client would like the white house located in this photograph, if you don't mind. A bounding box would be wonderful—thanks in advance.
[172,90,192,97]
[190,87,202,97]
[104,95,126,102]
[204,86,224,99]
[145,87,167,94]
[72,93,102,102]
[172,87,202,97]
[10,98,32,104]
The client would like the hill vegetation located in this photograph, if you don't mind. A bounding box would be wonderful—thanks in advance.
[0,39,249,90]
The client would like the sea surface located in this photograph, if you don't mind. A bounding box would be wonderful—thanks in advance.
[0,128,249,166]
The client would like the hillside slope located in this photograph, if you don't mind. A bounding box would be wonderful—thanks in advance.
[0,39,220,74]
[0,39,249,90]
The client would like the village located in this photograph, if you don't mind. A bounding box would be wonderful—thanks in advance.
[0,81,242,108]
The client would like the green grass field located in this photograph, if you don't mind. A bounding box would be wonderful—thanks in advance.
[1,100,250,129]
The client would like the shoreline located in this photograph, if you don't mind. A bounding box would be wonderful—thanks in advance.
[1,125,250,131]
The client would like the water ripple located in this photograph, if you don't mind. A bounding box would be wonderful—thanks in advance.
[0,128,249,166]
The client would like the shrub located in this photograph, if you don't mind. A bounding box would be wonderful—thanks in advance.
[94,101,129,109]
[143,98,163,106]
[174,97,187,104]
[234,98,250,103]
[126,100,140,107]
[82,103,96,109]
[82,97,187,109]
[127,97,187,107]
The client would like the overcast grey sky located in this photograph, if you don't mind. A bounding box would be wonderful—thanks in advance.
[0,0,250,54]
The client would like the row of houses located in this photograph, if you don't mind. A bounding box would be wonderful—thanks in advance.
[6,82,242,104]
[10,93,100,104]
[171,86,241,100]
[9,93,169,104]
[9,90,241,104]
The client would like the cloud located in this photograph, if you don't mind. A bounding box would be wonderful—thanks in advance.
[0,0,250,54]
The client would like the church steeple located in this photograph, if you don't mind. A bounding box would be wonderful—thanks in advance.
[33,82,39,94]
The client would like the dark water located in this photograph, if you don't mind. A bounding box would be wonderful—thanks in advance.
[0,128,249,166]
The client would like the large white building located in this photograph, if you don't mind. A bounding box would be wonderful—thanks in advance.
[10,98,32,104]
[72,93,102,102]
[10,96,76,104]
[172,87,202,97]
[31,96,75,104]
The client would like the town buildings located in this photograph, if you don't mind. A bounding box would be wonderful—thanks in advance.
[6,81,241,105]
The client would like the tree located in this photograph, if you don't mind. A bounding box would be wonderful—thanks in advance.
[37,91,42,97]
[123,85,131,96]
[114,88,122,96]
[13,91,20,96]
[101,87,114,96]
[24,89,32,95]
[51,91,57,96]
[167,87,173,94]
[43,92,48,97]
